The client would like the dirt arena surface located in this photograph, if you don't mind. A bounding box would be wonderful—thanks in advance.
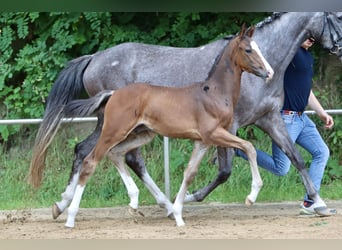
[1,200,341,239]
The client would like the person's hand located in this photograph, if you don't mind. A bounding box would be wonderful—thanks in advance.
[319,112,334,129]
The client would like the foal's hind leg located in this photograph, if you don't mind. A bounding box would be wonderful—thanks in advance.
[65,117,141,227]
[53,115,103,219]
[65,144,108,228]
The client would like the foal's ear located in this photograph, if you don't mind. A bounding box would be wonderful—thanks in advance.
[238,23,247,37]
[246,26,255,37]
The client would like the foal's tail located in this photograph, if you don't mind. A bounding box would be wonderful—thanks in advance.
[63,90,114,118]
[29,55,92,188]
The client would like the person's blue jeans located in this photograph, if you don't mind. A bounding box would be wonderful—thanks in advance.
[236,113,330,202]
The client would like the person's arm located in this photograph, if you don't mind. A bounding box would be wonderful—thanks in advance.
[308,90,334,129]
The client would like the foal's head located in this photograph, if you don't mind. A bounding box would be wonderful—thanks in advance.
[232,24,274,81]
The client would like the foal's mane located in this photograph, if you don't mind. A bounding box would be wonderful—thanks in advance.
[206,35,235,80]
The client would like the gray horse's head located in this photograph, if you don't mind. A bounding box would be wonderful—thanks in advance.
[317,12,342,61]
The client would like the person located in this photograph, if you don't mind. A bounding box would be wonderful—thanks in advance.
[236,36,337,216]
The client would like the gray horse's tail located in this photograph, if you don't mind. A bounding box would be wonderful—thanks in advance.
[29,55,92,188]
[64,90,114,118]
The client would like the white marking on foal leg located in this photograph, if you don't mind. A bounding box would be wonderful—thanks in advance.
[173,181,187,227]
[120,172,139,210]
[54,172,80,218]
[65,184,85,228]
[246,181,262,205]
[112,156,139,210]
[244,143,263,206]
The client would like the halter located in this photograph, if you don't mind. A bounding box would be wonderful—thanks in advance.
[319,12,342,54]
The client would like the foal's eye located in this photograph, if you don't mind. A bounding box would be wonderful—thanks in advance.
[245,49,252,53]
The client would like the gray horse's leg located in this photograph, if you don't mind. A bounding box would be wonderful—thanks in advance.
[105,129,173,217]
[125,148,174,217]
[184,146,233,202]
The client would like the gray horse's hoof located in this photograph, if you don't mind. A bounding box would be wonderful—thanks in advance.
[52,203,62,219]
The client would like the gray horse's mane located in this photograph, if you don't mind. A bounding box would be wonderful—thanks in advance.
[255,12,286,29]
[221,13,286,40]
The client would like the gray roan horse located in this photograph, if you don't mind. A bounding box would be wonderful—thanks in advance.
[29,13,342,220]
[62,26,273,227]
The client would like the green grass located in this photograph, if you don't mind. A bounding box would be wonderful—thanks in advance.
[0,123,341,210]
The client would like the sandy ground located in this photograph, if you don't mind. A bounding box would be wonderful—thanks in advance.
[1,200,342,239]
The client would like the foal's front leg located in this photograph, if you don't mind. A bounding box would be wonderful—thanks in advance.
[209,128,263,205]
[173,141,209,226]
[65,127,115,228]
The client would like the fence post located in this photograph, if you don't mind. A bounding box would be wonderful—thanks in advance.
[163,137,170,199]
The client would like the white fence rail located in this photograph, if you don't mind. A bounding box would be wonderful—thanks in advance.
[1,109,341,199]
[0,117,98,125]
[1,109,341,125]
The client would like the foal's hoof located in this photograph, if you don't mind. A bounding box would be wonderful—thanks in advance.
[52,203,62,219]
[64,222,75,228]
[128,206,145,217]
[245,196,254,207]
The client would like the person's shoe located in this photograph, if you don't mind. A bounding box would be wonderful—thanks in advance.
[300,201,337,216]
[300,201,316,215]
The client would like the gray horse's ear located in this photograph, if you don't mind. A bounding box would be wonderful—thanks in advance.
[239,23,247,37]
[247,26,255,37]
